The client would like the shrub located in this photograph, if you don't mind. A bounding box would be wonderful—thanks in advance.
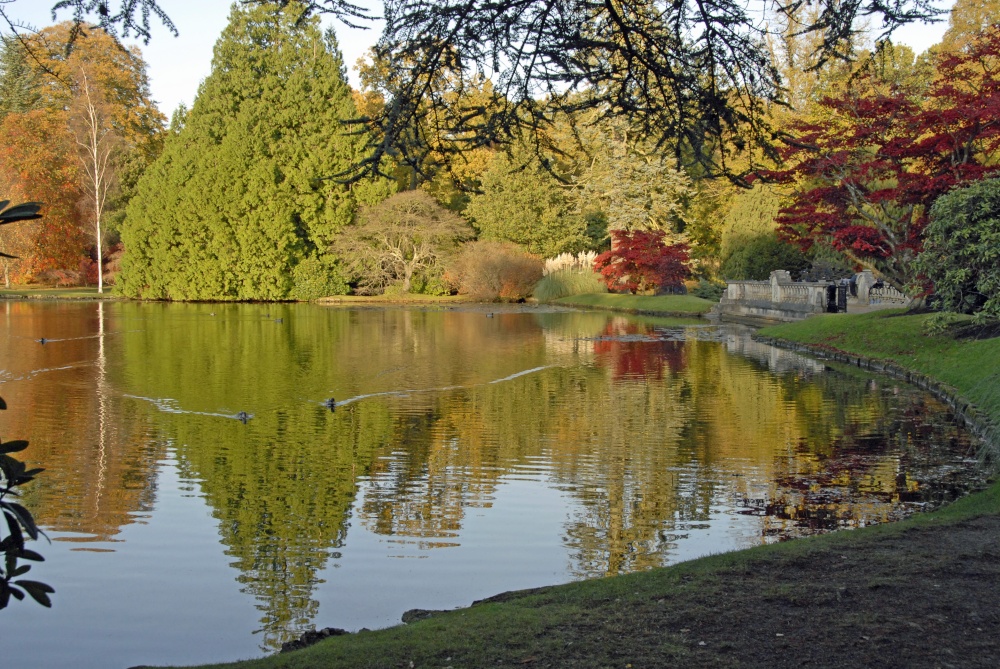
[533,267,608,301]
[409,270,452,296]
[450,240,544,301]
[593,229,691,294]
[336,191,473,295]
[691,278,725,301]
[916,178,1000,322]
[35,268,80,287]
[103,243,125,286]
[291,255,349,300]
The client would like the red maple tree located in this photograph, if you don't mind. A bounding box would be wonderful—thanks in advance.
[593,229,691,294]
[766,28,1000,290]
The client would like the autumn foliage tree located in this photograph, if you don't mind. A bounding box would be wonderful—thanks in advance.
[0,110,86,280]
[0,23,162,284]
[594,230,691,294]
[769,29,1000,291]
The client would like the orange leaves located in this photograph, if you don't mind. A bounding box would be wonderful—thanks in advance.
[0,110,86,278]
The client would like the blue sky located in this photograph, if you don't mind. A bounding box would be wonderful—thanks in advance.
[8,0,952,119]
[7,0,383,115]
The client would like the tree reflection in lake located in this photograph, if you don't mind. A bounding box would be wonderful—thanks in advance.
[0,302,984,665]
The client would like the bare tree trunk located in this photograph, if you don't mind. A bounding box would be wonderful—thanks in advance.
[402,264,413,292]
[74,68,117,295]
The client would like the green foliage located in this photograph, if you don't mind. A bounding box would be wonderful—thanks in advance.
[922,311,968,336]
[291,255,349,300]
[0,36,42,119]
[691,279,725,301]
[465,151,591,257]
[449,240,543,301]
[718,184,783,253]
[574,118,694,236]
[713,183,795,280]
[720,232,809,280]
[408,271,452,296]
[0,429,53,608]
[917,178,1000,321]
[532,268,607,302]
[119,3,377,300]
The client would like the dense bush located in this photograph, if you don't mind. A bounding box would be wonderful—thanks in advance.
[719,232,809,280]
[532,267,608,301]
[593,229,691,294]
[691,279,725,301]
[290,255,349,300]
[449,240,543,301]
[916,178,1000,321]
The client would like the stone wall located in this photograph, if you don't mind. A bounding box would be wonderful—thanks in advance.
[714,269,909,324]
[715,270,828,324]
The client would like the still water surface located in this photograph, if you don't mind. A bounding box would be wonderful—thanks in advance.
[0,301,983,668]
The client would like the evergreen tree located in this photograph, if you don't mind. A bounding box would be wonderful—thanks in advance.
[0,36,42,120]
[120,3,376,300]
[465,149,590,258]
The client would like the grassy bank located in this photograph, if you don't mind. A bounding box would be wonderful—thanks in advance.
[759,310,1000,441]
[0,285,112,299]
[550,292,715,316]
[154,307,1000,669]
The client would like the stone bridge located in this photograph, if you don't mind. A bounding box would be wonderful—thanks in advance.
[713,270,909,324]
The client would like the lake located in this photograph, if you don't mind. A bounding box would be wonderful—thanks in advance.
[0,300,984,668]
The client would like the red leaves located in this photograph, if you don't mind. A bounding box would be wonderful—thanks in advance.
[593,229,691,294]
[768,26,1000,285]
[832,226,891,258]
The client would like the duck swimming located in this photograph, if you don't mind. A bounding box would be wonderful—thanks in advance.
[235,411,252,423]
[323,398,336,411]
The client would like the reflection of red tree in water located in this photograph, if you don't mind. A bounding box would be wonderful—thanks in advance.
[592,322,686,380]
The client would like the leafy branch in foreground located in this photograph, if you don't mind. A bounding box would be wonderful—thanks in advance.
[0,199,53,609]
[4,1,944,187]
[349,0,945,185]
[0,426,53,609]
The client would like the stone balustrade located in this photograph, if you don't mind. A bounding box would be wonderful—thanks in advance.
[715,269,909,324]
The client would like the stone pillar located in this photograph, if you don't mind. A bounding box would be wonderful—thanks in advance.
[855,269,876,305]
[770,270,791,303]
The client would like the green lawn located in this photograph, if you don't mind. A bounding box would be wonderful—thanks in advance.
[759,310,1000,437]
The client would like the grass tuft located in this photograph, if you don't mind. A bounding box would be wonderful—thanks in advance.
[532,269,608,301]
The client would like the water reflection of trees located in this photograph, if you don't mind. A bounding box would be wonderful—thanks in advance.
[1,301,163,543]
[3,303,979,650]
[350,319,977,580]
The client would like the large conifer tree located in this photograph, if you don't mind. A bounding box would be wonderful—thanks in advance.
[120,3,372,300]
